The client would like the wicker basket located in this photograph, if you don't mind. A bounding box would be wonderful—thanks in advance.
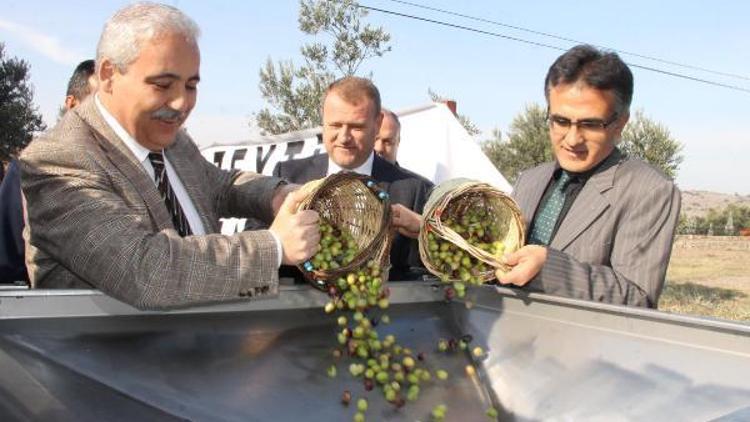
[296,172,393,290]
[418,178,525,283]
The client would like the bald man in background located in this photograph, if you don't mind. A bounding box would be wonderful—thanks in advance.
[374,108,401,165]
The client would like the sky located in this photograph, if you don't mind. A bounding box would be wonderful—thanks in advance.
[1,0,748,194]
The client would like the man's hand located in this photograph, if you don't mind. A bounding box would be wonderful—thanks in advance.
[391,204,422,239]
[495,245,548,286]
[269,189,320,265]
[271,183,302,215]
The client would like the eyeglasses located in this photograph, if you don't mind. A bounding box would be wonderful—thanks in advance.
[547,111,619,136]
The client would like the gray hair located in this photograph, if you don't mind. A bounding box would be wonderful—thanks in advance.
[96,2,200,73]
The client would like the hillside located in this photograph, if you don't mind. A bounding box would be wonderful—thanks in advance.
[681,190,750,218]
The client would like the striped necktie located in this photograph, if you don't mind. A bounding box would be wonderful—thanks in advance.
[529,171,572,246]
[147,152,192,237]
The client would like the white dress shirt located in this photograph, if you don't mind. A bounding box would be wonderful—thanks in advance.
[95,94,207,235]
[327,151,375,176]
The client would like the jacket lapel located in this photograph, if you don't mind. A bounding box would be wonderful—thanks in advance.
[371,155,393,192]
[551,150,623,250]
[165,135,217,233]
[75,98,173,231]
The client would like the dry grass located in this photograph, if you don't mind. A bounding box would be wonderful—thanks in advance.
[661,242,750,322]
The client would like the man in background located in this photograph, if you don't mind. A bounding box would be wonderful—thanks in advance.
[63,59,97,110]
[374,108,400,165]
[0,59,97,284]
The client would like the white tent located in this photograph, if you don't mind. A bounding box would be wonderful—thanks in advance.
[395,103,511,191]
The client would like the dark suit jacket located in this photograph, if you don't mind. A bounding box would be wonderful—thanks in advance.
[512,149,681,308]
[273,153,433,280]
[19,98,286,310]
[0,160,28,283]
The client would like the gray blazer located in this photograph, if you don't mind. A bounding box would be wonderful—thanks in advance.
[20,98,284,310]
[513,149,681,308]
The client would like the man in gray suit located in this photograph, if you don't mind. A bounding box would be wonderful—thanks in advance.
[20,3,319,310]
[498,45,680,308]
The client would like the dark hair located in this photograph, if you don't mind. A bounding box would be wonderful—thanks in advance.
[324,76,381,117]
[544,45,633,113]
[66,59,96,100]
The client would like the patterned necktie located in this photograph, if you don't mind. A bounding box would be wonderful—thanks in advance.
[529,171,572,245]
[147,152,192,237]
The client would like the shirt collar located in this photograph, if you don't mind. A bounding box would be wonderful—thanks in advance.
[94,94,153,163]
[554,149,616,183]
[327,151,375,176]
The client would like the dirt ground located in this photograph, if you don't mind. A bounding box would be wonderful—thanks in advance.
[661,238,750,322]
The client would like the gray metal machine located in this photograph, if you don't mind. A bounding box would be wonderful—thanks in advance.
[1,283,749,421]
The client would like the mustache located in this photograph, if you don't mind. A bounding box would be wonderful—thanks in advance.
[151,107,185,122]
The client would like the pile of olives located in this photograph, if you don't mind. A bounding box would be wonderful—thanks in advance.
[308,220,359,272]
[310,220,454,421]
[312,219,497,421]
[425,202,506,299]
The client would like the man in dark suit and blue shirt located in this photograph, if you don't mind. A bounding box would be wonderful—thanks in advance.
[0,59,97,284]
[498,45,681,308]
[274,77,433,281]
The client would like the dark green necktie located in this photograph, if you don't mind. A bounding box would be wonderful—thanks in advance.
[529,171,572,245]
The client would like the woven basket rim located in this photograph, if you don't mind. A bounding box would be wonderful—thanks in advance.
[297,172,393,289]
[419,179,525,282]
